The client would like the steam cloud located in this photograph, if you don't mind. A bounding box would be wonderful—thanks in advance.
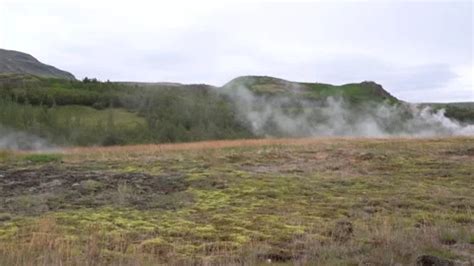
[220,85,474,137]
[0,125,53,151]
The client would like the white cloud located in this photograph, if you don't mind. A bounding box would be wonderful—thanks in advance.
[399,65,474,103]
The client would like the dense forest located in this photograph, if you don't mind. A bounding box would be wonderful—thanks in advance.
[0,74,252,146]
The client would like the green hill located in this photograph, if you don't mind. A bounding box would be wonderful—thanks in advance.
[0,72,472,148]
[224,75,398,103]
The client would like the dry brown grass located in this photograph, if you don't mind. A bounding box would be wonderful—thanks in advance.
[67,138,312,154]
[65,136,473,154]
[1,216,471,266]
[65,137,378,154]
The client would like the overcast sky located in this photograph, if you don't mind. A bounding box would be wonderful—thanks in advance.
[1,0,472,102]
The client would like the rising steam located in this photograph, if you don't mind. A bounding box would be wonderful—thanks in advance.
[219,84,474,137]
[0,125,53,150]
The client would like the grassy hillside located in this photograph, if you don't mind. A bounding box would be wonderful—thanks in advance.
[0,138,472,264]
[224,76,398,103]
[0,74,472,147]
[0,74,252,146]
[0,101,147,146]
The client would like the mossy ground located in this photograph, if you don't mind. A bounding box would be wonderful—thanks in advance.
[0,138,473,265]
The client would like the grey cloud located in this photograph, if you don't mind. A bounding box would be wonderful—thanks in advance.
[1,1,471,102]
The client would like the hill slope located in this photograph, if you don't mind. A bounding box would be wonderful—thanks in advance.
[1,73,473,148]
[223,75,398,103]
[0,49,75,80]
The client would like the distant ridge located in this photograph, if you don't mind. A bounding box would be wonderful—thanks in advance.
[223,75,398,102]
[0,49,75,80]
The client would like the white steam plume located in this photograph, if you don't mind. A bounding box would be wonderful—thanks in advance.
[219,85,474,137]
[0,125,54,150]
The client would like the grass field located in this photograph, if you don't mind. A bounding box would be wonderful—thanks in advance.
[0,137,473,265]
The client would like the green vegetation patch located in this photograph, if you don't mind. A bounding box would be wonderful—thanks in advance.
[22,153,62,163]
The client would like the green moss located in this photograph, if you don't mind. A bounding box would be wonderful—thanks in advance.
[121,165,143,173]
[0,223,18,240]
[468,234,474,245]
[193,225,218,239]
[450,213,473,224]
[0,213,12,222]
[193,189,232,211]
[139,237,173,255]
[422,246,460,260]
[23,153,62,163]
[0,150,14,162]
[80,179,104,191]
[186,172,211,181]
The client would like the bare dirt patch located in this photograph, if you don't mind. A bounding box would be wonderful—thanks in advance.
[0,166,189,215]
